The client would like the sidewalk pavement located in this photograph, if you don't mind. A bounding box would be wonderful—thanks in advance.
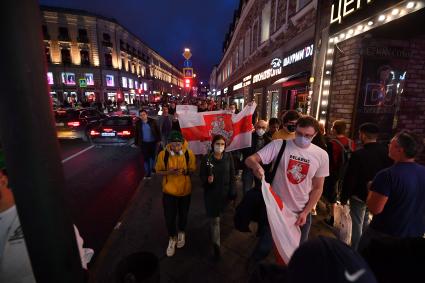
[90,169,336,283]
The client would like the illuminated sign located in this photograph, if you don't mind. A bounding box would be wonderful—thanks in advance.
[223,87,228,94]
[331,0,374,24]
[233,82,243,91]
[271,58,282,69]
[79,78,87,88]
[253,67,282,84]
[216,90,222,96]
[243,75,252,87]
[183,68,193,78]
[283,44,314,67]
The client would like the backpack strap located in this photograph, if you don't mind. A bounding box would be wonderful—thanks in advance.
[164,150,169,170]
[184,150,190,173]
[269,140,287,183]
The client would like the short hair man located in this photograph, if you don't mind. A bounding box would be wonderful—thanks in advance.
[267,118,281,139]
[272,110,301,140]
[358,130,425,253]
[246,116,329,257]
[340,123,392,249]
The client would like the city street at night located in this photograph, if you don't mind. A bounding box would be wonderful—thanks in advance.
[1,0,425,283]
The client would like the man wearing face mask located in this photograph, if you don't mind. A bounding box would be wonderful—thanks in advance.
[241,120,271,195]
[246,116,329,247]
[272,110,301,140]
[155,131,196,257]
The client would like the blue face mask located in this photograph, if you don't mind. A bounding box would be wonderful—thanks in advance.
[295,136,312,148]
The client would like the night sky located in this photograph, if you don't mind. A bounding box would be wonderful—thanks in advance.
[38,0,239,82]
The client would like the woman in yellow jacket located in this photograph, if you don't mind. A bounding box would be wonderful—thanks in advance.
[155,131,196,257]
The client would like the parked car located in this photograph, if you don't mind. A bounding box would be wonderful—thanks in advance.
[89,116,135,145]
[54,108,106,141]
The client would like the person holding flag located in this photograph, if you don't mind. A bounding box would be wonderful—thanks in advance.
[245,116,329,263]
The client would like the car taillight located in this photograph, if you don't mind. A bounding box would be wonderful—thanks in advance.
[67,121,80,127]
[117,130,131,136]
[103,128,113,132]
[90,130,100,136]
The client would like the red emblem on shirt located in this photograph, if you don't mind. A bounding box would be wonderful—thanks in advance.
[286,158,309,184]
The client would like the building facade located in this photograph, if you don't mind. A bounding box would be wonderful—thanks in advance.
[213,0,318,119]
[41,6,184,105]
[311,0,425,160]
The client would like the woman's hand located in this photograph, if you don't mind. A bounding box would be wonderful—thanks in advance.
[208,175,214,184]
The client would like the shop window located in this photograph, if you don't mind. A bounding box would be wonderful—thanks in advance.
[296,0,311,12]
[61,48,71,65]
[106,75,114,87]
[61,72,76,85]
[78,29,89,43]
[261,1,271,43]
[58,27,70,41]
[45,47,51,63]
[85,73,94,86]
[80,50,90,66]
[104,53,113,67]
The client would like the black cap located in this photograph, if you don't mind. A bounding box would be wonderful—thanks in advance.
[288,237,377,283]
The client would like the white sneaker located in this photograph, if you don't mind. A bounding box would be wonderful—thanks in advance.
[166,237,176,257]
[177,232,185,248]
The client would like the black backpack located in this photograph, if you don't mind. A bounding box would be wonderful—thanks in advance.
[331,138,354,181]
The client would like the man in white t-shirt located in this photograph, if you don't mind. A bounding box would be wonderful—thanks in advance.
[0,167,93,283]
[246,115,329,243]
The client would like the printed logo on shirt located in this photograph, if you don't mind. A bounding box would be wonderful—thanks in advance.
[8,226,24,242]
[286,155,310,184]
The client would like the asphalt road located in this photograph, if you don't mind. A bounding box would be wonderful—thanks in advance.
[58,139,144,264]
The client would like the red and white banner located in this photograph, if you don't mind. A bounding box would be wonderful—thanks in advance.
[178,103,256,155]
[261,179,301,264]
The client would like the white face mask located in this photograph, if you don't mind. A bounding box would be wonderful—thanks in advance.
[170,150,183,156]
[294,136,312,148]
[256,129,265,137]
[214,145,225,153]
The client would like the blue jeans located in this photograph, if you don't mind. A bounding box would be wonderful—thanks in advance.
[350,197,370,250]
[252,213,312,262]
[144,157,155,177]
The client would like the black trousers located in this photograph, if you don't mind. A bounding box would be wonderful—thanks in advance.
[162,193,191,237]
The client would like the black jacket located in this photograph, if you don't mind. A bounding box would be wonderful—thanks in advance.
[340,142,393,204]
[241,132,272,168]
[135,118,161,145]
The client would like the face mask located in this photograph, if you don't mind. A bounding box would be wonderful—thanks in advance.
[286,124,296,133]
[295,136,312,148]
[170,150,183,156]
[214,145,225,153]
[256,129,265,137]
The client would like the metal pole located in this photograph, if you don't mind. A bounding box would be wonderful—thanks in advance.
[0,2,85,282]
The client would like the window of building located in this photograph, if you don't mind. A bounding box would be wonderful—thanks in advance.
[58,27,70,41]
[297,0,311,12]
[128,78,134,89]
[106,74,114,87]
[78,29,89,43]
[103,33,111,42]
[128,61,131,72]
[45,47,51,63]
[85,73,94,85]
[42,25,50,40]
[47,72,54,85]
[261,1,271,43]
[80,50,90,66]
[239,41,244,62]
[252,21,259,50]
[61,72,76,85]
[105,53,113,67]
[244,29,251,58]
[143,82,148,91]
[135,81,139,89]
[122,77,128,88]
[121,58,126,70]
[61,48,71,64]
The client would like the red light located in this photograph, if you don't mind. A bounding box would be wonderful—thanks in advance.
[67,121,80,127]
[103,128,113,132]
[90,130,100,136]
[117,130,131,136]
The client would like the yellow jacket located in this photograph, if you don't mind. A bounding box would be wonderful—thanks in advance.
[155,142,196,196]
[272,128,296,140]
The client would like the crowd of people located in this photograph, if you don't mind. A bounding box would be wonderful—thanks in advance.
[127,99,425,282]
[1,98,425,282]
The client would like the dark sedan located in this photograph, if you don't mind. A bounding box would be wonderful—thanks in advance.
[55,108,105,141]
[89,116,135,145]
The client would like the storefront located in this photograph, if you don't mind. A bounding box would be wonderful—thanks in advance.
[314,0,425,141]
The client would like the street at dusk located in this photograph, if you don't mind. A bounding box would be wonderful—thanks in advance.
[1,1,425,283]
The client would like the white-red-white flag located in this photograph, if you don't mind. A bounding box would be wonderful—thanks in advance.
[178,103,256,155]
[261,179,301,264]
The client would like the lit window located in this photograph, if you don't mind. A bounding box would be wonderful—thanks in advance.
[144,82,148,91]
[106,75,114,87]
[47,72,54,85]
[260,1,271,43]
[122,77,128,88]
[85,73,94,86]
[61,72,76,85]
[128,78,134,89]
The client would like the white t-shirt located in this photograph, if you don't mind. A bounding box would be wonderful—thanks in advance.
[258,139,329,213]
